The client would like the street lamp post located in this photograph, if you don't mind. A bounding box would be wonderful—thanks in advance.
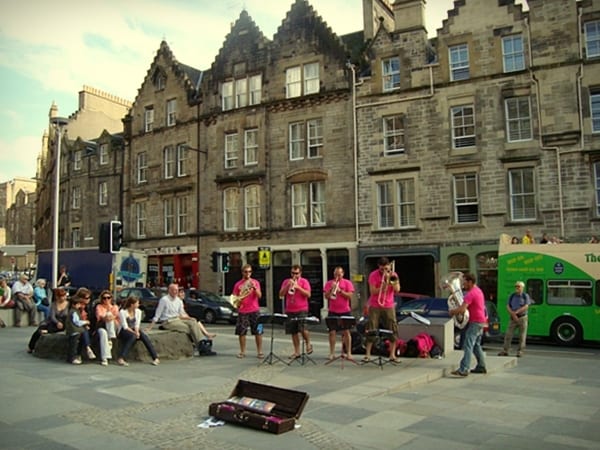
[184,144,206,289]
[50,117,69,290]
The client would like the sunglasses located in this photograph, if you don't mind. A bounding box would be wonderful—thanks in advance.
[291,271,300,275]
[102,295,112,299]
[82,296,91,300]
[243,270,252,273]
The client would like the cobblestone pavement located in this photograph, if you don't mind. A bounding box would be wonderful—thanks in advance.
[1,325,598,450]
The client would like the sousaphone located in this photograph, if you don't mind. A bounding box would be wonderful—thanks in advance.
[440,272,469,329]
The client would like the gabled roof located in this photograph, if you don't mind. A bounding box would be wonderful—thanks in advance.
[273,0,348,60]
[133,40,202,105]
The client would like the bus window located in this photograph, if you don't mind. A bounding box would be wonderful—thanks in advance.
[547,280,592,306]
[596,280,600,307]
[526,279,542,305]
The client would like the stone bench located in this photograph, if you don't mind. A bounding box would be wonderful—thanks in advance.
[0,307,44,328]
[33,329,194,362]
[397,317,455,355]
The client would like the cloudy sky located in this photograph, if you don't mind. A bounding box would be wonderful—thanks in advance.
[0,0,525,183]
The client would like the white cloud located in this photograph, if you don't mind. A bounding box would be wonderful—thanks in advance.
[0,135,42,182]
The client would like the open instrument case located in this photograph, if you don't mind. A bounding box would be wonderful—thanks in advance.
[208,379,309,434]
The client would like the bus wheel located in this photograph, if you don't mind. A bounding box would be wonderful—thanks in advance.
[550,317,582,346]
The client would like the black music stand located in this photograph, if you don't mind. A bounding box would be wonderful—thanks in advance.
[362,328,400,370]
[259,313,287,365]
[325,315,358,368]
[288,316,319,366]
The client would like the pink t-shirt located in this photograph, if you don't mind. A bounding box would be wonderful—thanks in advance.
[368,269,398,309]
[233,278,260,314]
[323,278,354,314]
[282,277,311,313]
[464,285,487,323]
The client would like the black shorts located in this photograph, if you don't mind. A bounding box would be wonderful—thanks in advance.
[325,312,353,331]
[235,311,262,336]
[285,312,308,334]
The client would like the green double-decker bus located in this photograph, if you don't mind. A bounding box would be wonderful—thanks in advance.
[497,234,600,346]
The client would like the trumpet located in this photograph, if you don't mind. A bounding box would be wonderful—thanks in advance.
[329,279,340,299]
[287,276,297,295]
[377,260,397,307]
[229,279,254,309]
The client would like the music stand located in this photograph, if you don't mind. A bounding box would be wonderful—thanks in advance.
[259,313,287,365]
[325,315,358,368]
[288,316,319,366]
[362,328,400,370]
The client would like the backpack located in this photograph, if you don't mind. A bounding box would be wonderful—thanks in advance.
[198,339,216,356]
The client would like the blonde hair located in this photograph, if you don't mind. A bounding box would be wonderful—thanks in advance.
[515,281,525,288]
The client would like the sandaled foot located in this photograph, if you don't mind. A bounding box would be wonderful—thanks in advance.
[306,344,313,355]
[117,358,129,366]
[328,354,335,361]
[362,356,371,362]
[236,353,245,359]
[289,353,300,360]
[257,353,265,359]
[206,333,217,339]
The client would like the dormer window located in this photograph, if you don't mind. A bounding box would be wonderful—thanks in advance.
[222,74,262,111]
[153,70,166,91]
[286,63,319,98]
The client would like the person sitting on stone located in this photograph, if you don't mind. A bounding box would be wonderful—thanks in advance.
[117,296,159,366]
[33,278,50,320]
[146,283,215,356]
[94,290,120,366]
[27,287,69,353]
[0,275,14,328]
[65,288,95,365]
[12,273,37,327]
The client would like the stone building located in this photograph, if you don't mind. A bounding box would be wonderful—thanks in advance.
[354,0,600,300]
[0,177,36,245]
[35,86,131,251]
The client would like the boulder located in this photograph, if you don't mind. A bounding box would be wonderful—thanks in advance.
[33,330,194,362]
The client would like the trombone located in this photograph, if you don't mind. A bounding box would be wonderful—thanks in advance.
[377,260,397,306]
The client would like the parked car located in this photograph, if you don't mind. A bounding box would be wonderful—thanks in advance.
[184,290,236,324]
[116,287,160,321]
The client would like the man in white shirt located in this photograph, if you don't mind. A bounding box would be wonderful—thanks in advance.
[11,273,37,327]
[146,283,213,354]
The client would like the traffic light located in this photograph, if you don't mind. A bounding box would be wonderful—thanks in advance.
[211,252,219,272]
[221,252,230,272]
[99,222,111,253]
[110,220,123,253]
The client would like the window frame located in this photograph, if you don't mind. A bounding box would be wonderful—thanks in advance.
[164,197,175,236]
[286,63,320,98]
[375,178,416,229]
[508,167,536,221]
[289,122,305,160]
[383,115,405,155]
[71,186,81,210]
[98,181,108,206]
[591,90,600,133]
[136,202,146,238]
[144,106,154,133]
[249,74,262,105]
[505,96,532,142]
[291,181,326,228]
[223,187,239,231]
[594,162,600,217]
[73,150,82,171]
[382,57,401,92]
[244,129,258,166]
[307,118,323,158]
[164,146,176,179]
[224,133,238,169]
[177,144,188,177]
[177,196,187,235]
[453,173,480,224]
[99,143,108,165]
[166,98,177,126]
[451,105,476,149]
[244,185,260,230]
[585,20,600,59]
[222,80,234,111]
[502,34,525,72]
[449,44,470,81]
[137,152,147,184]
[71,227,81,248]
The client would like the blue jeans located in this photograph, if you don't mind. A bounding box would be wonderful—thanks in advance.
[459,322,486,373]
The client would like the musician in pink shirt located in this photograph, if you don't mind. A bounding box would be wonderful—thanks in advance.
[279,264,312,359]
[364,257,400,362]
[233,264,263,359]
[324,266,355,360]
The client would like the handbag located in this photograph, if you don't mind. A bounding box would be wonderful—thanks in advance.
[197,339,216,356]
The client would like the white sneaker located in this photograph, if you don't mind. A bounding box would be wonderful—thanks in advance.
[71,357,82,365]
[101,359,108,366]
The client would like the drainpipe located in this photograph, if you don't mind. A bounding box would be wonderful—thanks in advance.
[346,62,360,244]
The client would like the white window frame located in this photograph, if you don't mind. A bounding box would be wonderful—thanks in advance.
[223,187,239,231]
[167,99,177,126]
[451,105,476,149]
[224,133,238,169]
[449,44,469,81]
[509,167,536,221]
[595,162,600,217]
[286,63,319,98]
[244,129,258,166]
[376,179,416,229]
[289,122,305,160]
[585,20,600,59]
[249,74,262,105]
[177,144,188,176]
[177,196,187,235]
[72,186,81,210]
[136,202,146,238]
[71,228,81,248]
[235,78,247,108]
[98,181,108,206]
[137,152,147,184]
[383,115,405,155]
[286,66,302,98]
[382,57,401,92]
[453,173,479,224]
[164,198,175,236]
[307,119,323,158]
[144,106,154,132]
[73,150,82,171]
[505,97,532,142]
[222,80,234,111]
[244,185,260,230]
[164,146,175,179]
[591,90,600,133]
[502,34,525,72]
[304,62,319,95]
[99,143,108,165]
[291,182,325,228]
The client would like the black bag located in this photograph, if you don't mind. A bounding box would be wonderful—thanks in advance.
[198,339,216,356]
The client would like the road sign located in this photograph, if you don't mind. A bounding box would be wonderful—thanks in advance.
[258,247,271,269]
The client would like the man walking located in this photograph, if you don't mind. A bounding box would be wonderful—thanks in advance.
[498,281,531,357]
